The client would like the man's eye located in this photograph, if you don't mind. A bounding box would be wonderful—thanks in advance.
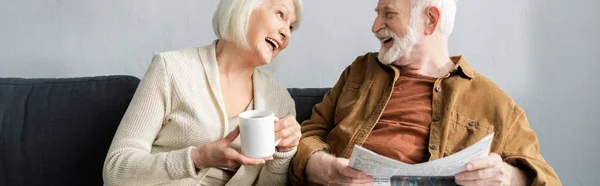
[386,12,397,18]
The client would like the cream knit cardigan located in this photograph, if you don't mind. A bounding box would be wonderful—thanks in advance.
[103,41,297,186]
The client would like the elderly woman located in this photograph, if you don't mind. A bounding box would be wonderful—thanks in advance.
[102,0,303,185]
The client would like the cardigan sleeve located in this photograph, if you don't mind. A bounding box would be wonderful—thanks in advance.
[103,53,206,185]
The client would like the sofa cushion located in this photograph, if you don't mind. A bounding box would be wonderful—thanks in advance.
[0,76,140,186]
[287,88,331,123]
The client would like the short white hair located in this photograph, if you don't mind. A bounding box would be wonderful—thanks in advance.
[212,0,303,49]
[411,0,457,35]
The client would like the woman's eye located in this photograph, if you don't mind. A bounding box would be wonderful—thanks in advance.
[277,12,284,18]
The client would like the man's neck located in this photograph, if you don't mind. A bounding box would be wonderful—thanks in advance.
[395,39,455,78]
[416,55,454,78]
[395,53,455,78]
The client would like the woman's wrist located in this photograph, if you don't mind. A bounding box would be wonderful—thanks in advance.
[192,147,207,170]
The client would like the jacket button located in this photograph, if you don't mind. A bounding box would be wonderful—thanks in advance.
[469,121,476,126]
[435,87,441,92]
[433,117,440,122]
[353,85,361,89]
[430,145,437,150]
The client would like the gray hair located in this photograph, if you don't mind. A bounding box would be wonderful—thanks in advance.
[411,0,457,36]
[212,0,303,49]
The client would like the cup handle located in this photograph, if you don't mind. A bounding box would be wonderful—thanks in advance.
[272,116,282,146]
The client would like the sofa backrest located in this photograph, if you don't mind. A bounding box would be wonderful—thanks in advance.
[287,88,331,123]
[0,76,140,186]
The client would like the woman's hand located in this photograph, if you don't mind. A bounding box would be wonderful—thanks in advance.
[274,115,302,152]
[192,126,273,169]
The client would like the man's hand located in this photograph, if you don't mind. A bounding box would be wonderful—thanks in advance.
[455,153,530,186]
[306,151,373,186]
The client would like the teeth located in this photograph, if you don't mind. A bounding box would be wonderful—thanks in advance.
[382,38,393,44]
[266,38,279,50]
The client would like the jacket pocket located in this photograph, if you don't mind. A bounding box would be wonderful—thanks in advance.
[333,80,373,124]
[444,111,494,156]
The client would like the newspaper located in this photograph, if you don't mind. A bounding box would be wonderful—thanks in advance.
[349,133,494,186]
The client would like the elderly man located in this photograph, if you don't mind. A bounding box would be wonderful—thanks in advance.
[290,0,561,185]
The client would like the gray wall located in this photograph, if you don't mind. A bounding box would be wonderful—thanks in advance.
[1,0,598,185]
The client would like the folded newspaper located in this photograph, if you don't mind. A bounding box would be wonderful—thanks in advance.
[349,133,494,186]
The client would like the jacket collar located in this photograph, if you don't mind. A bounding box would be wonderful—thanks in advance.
[372,53,475,80]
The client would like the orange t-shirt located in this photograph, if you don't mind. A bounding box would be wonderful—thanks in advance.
[361,69,437,164]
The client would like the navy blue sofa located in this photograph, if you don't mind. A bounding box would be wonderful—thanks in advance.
[0,76,330,186]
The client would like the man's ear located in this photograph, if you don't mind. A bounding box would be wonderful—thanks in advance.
[425,6,441,35]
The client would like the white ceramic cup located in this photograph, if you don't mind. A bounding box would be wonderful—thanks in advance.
[238,110,281,159]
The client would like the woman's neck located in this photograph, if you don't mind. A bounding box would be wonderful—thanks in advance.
[215,40,257,83]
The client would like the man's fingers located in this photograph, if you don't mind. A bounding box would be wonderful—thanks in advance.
[455,168,496,181]
[328,158,372,185]
[345,176,374,184]
[335,159,369,179]
[465,153,502,171]
[455,177,503,186]
[329,177,373,185]
[329,174,373,185]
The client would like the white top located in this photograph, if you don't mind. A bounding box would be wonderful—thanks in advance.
[103,41,297,186]
[199,100,253,186]
[227,100,253,152]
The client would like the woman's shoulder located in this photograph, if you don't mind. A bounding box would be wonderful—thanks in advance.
[254,69,288,93]
[254,70,296,116]
[150,46,211,77]
[255,70,294,101]
[154,47,203,65]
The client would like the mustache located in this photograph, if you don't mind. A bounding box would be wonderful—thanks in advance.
[375,28,398,40]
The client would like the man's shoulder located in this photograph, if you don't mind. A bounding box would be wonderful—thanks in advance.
[349,52,380,67]
[341,52,386,76]
[467,71,518,108]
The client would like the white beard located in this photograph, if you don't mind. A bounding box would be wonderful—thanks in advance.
[376,20,420,65]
